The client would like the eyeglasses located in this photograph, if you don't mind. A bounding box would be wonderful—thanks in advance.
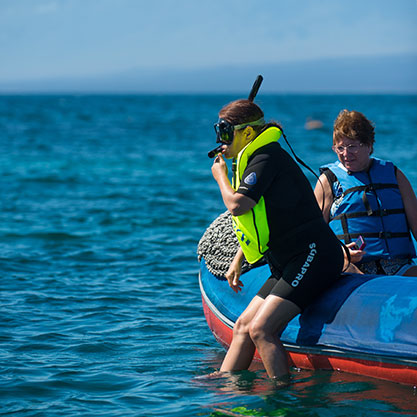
[332,143,365,154]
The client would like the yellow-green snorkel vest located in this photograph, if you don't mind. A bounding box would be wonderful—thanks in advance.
[232,126,282,264]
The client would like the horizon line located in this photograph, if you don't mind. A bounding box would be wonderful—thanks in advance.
[1,90,416,96]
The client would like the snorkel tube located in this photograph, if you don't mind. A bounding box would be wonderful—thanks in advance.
[208,75,264,158]
[207,145,223,159]
[248,74,263,102]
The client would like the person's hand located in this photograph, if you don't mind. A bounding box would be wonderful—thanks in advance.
[211,154,228,182]
[346,242,366,263]
[225,257,243,293]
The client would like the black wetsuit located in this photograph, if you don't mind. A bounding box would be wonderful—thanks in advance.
[237,142,344,310]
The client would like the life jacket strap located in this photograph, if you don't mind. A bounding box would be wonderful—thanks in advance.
[339,213,351,244]
[332,208,405,221]
[342,183,399,197]
[336,231,411,240]
[341,183,400,217]
[362,188,373,216]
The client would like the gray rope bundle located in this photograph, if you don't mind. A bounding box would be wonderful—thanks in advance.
[197,211,252,277]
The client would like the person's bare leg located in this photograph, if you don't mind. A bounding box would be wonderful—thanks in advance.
[402,265,417,277]
[344,263,363,274]
[220,295,265,372]
[249,295,301,378]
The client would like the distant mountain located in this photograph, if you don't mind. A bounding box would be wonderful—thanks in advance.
[1,54,416,93]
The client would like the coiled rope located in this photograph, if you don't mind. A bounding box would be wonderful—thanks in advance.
[197,211,253,277]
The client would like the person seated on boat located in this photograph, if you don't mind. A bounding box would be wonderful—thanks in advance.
[211,99,344,382]
[314,110,417,276]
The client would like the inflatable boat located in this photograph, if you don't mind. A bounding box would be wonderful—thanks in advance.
[198,213,417,386]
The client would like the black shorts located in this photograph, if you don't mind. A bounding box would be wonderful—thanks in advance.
[257,234,344,311]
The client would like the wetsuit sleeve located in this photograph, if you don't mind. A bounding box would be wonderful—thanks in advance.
[236,145,278,203]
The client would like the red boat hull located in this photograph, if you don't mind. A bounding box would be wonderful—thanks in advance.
[202,295,417,386]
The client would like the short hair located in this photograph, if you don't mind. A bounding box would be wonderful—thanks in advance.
[333,110,375,147]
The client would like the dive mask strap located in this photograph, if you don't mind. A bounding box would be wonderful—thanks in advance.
[233,118,265,131]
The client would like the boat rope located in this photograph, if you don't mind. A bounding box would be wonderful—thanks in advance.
[197,211,253,277]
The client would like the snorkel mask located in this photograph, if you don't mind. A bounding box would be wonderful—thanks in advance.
[214,119,235,145]
[213,117,266,145]
[208,75,264,158]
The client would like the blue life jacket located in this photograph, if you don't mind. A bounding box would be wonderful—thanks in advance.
[320,158,415,262]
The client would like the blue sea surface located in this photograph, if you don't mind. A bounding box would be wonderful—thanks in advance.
[0,94,416,416]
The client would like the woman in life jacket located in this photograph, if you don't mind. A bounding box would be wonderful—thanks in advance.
[314,110,417,276]
[211,99,344,381]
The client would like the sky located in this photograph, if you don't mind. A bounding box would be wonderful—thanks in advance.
[0,0,416,83]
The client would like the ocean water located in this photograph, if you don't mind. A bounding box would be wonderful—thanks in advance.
[0,94,416,417]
